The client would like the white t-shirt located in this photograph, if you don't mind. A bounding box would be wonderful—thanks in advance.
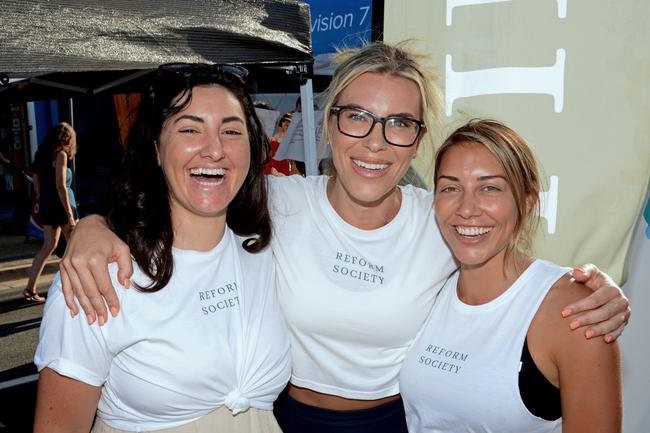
[35,228,291,432]
[268,175,455,399]
[399,260,567,433]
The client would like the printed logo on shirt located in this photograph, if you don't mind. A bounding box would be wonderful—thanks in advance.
[331,251,385,285]
[198,281,240,315]
[417,344,469,374]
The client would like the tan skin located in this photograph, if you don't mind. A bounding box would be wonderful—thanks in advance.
[34,85,253,432]
[34,369,101,433]
[60,73,629,413]
[435,142,621,432]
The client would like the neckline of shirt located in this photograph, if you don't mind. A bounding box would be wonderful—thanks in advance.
[317,176,412,240]
[450,259,543,314]
[171,227,233,261]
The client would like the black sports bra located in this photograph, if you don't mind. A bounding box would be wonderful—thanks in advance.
[518,337,561,421]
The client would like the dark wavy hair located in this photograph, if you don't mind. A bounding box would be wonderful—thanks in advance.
[107,64,272,292]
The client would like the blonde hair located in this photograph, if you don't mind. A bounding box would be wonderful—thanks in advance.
[321,41,442,162]
[434,119,541,259]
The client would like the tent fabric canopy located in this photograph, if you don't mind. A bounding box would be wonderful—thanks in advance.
[0,0,313,100]
[1,0,312,77]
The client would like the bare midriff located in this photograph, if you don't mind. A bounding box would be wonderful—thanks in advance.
[287,383,400,411]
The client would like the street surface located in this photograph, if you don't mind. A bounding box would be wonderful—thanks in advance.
[0,294,43,432]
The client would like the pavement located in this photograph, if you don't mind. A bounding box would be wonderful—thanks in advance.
[0,234,60,303]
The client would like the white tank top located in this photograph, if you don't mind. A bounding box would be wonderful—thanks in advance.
[399,259,567,432]
[268,175,455,399]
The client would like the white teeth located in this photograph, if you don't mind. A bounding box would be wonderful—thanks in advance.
[353,159,389,170]
[195,178,224,186]
[190,167,225,176]
[455,226,493,237]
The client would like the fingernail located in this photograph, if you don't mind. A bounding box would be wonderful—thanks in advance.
[110,306,119,317]
[585,330,595,339]
[569,320,580,330]
[605,335,613,343]
[123,279,130,289]
[87,314,95,325]
[98,315,105,326]
[561,308,571,318]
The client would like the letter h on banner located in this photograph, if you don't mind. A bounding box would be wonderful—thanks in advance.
[444,0,563,234]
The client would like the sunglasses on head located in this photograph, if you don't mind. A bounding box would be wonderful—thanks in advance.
[157,63,249,82]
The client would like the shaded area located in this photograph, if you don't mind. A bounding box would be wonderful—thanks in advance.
[0,317,42,338]
[1,0,313,102]
[0,363,38,433]
[1,0,311,77]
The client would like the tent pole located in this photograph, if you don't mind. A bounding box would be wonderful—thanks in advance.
[300,79,318,176]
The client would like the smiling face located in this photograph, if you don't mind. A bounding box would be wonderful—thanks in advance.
[434,142,522,271]
[157,85,251,228]
[328,72,423,220]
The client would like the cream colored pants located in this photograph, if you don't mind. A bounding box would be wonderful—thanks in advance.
[91,406,282,433]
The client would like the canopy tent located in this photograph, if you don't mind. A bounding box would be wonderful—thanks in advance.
[0,0,319,173]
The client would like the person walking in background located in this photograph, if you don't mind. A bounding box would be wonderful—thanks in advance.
[24,122,78,303]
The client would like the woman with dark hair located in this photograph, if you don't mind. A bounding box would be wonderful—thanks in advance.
[24,122,78,303]
[33,64,290,433]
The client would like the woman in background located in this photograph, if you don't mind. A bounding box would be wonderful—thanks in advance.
[24,122,78,302]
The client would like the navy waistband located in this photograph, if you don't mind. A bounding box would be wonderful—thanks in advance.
[283,395,406,426]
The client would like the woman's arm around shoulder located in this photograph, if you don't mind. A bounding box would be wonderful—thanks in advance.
[563,264,631,342]
[33,368,101,433]
[530,274,622,433]
[60,214,132,324]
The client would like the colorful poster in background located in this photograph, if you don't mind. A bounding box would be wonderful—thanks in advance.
[384,0,650,284]
[304,0,373,74]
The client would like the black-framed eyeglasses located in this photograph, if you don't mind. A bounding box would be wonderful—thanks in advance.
[157,63,249,81]
[330,105,425,147]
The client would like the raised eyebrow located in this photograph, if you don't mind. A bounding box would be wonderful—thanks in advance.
[342,105,417,119]
[437,175,459,182]
[477,175,507,181]
[221,116,245,125]
[390,112,419,119]
[173,115,245,125]
[174,114,204,124]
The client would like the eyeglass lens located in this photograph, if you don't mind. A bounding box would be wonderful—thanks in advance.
[336,107,420,146]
